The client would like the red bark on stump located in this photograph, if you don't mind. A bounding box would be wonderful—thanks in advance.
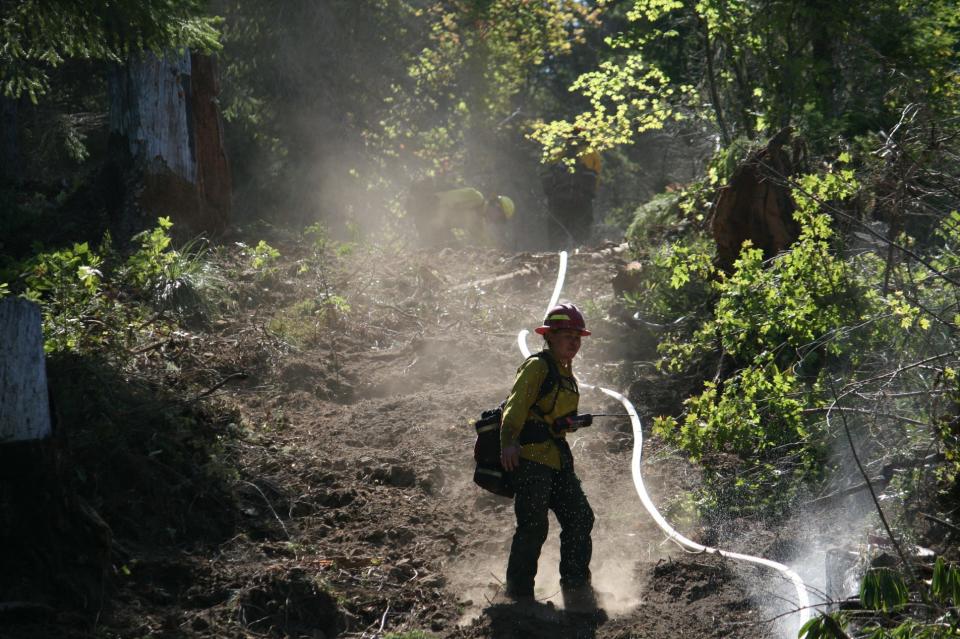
[710,128,805,271]
[108,50,232,243]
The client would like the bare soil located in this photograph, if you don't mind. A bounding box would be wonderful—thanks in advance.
[2,241,791,638]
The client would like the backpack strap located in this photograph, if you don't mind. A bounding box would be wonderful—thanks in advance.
[515,351,567,445]
[528,350,561,422]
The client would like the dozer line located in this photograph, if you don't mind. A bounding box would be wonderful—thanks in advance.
[517,250,812,629]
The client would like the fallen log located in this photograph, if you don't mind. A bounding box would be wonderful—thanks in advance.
[451,244,628,292]
[450,265,542,291]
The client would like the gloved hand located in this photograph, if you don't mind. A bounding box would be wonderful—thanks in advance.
[553,413,593,433]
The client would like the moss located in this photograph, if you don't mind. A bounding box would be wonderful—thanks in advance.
[625,191,682,255]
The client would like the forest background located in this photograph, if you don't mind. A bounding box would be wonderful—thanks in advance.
[3,1,960,637]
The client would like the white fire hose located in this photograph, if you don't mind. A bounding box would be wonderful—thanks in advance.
[516,250,811,628]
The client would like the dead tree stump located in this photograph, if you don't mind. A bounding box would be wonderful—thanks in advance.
[107,49,232,243]
[0,299,51,444]
[0,300,111,612]
[710,128,806,271]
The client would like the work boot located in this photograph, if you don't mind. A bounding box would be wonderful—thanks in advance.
[503,581,535,604]
[562,584,602,615]
[489,582,534,606]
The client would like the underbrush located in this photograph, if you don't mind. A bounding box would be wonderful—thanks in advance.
[622,123,960,637]
[0,218,299,631]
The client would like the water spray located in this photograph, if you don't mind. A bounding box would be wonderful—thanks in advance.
[518,250,812,629]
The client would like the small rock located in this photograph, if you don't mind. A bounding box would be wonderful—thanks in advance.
[611,260,644,297]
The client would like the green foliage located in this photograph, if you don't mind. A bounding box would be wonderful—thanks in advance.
[932,558,960,607]
[529,54,689,160]
[219,0,614,229]
[1,0,221,102]
[649,164,918,517]
[404,0,603,167]
[248,240,280,272]
[124,218,226,321]
[267,223,351,347]
[267,294,349,348]
[20,238,137,354]
[303,224,351,321]
[799,613,850,639]
[124,217,175,289]
[861,568,910,613]
[801,564,960,638]
[800,559,960,638]
[707,137,754,187]
[660,360,807,461]
[625,192,682,254]
[622,231,716,333]
[654,358,815,517]
[535,0,960,158]
[14,218,227,353]
[383,632,435,639]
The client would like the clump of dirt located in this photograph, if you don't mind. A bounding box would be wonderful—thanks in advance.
[651,556,739,604]
[236,568,345,637]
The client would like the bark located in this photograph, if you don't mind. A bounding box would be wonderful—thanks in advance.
[0,299,51,443]
[701,17,730,146]
[710,127,803,271]
[0,94,19,183]
[107,50,231,243]
[189,52,232,233]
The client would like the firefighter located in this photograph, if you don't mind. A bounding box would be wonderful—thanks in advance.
[407,181,515,247]
[542,136,601,248]
[499,302,599,612]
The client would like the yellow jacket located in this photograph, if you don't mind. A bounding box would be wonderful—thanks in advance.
[579,150,602,183]
[434,187,485,213]
[500,350,580,470]
[431,187,497,244]
[546,148,602,192]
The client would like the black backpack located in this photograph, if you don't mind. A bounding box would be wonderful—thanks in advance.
[472,352,561,497]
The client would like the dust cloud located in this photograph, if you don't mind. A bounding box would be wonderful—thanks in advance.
[718,418,897,639]
[751,431,897,638]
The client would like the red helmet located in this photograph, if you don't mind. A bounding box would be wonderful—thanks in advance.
[535,303,591,336]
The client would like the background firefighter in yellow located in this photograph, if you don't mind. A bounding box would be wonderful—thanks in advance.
[541,136,601,248]
[407,181,515,247]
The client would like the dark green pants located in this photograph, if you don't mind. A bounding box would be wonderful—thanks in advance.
[546,196,594,248]
[505,458,594,596]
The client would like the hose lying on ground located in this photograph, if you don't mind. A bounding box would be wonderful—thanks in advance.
[516,250,811,627]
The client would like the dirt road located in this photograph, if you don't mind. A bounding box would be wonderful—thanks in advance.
[211,243,789,638]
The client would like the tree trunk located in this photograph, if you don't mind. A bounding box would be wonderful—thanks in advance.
[107,50,232,243]
[0,299,51,443]
[0,94,19,183]
[701,17,730,146]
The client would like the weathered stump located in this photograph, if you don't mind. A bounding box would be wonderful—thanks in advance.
[0,300,111,613]
[0,299,51,444]
[107,49,232,243]
[710,128,805,271]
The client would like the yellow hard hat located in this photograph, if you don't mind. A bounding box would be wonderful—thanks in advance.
[497,195,515,219]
